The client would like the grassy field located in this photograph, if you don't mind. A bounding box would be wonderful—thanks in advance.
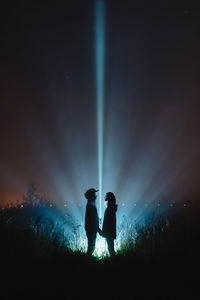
[0,203,199,299]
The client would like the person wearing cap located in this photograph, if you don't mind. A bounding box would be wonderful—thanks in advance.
[84,188,102,256]
[102,192,118,257]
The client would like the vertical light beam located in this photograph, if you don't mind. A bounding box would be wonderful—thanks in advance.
[95,0,105,218]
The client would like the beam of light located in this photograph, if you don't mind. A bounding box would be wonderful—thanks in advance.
[95,0,105,218]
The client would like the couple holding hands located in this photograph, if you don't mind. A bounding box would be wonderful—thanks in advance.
[84,188,118,257]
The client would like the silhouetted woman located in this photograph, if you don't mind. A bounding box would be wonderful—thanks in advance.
[102,192,118,257]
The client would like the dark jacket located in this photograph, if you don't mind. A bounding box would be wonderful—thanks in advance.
[85,201,99,237]
[102,204,117,239]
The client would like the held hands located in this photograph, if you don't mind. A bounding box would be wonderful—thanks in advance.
[98,228,103,236]
[98,218,103,236]
[98,229,105,237]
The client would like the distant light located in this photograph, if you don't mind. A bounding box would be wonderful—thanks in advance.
[133,203,137,206]
[184,203,187,207]
[157,203,160,207]
[170,203,174,207]
[122,203,125,206]
[49,204,53,207]
[64,204,67,207]
[20,204,24,208]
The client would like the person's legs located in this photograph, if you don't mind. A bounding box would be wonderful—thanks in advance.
[87,233,96,256]
[106,238,115,257]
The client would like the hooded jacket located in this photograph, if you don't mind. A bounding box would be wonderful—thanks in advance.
[102,204,118,239]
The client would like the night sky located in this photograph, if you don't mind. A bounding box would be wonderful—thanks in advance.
[1,0,200,212]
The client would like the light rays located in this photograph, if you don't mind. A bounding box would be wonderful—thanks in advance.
[95,0,106,218]
[0,1,198,259]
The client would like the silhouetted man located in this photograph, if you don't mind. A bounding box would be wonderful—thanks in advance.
[84,188,102,256]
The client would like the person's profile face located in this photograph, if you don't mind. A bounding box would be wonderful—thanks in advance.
[105,194,108,206]
[87,192,96,201]
[91,192,97,201]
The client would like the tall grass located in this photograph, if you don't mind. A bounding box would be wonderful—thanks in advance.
[1,184,199,261]
[1,204,199,261]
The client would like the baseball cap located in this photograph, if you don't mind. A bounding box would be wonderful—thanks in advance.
[84,188,98,199]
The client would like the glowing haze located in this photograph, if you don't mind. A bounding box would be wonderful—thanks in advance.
[0,1,200,226]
